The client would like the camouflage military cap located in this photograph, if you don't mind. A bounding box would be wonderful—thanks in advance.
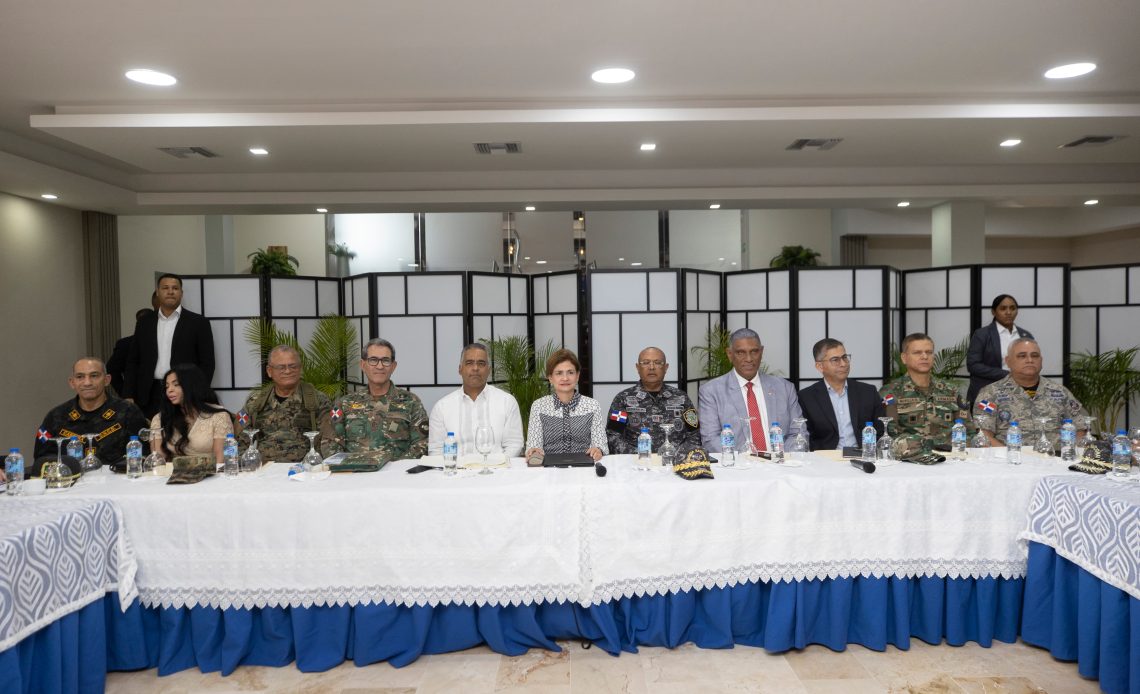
[674,448,714,480]
[168,455,215,484]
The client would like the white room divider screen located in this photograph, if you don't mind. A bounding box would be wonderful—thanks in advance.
[723,269,793,379]
[179,275,263,413]
[532,270,579,356]
[682,269,723,403]
[1070,263,1140,431]
[588,269,682,413]
[468,272,529,346]
[977,264,1068,382]
[901,265,974,363]
[343,273,373,391]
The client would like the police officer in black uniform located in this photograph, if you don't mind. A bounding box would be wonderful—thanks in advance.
[606,347,701,455]
[33,357,148,466]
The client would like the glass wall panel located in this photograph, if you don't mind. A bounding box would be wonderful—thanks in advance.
[424,212,501,272]
[334,213,415,273]
[584,210,658,269]
[669,209,741,271]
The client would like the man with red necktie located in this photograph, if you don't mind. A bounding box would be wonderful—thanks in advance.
[698,328,804,453]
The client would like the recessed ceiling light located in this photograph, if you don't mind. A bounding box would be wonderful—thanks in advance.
[1000,139,1022,147]
[407,263,418,268]
[249,147,269,156]
[535,260,547,265]
[897,201,910,207]
[618,257,625,261]
[591,67,635,84]
[316,208,328,213]
[709,203,721,209]
[630,262,643,267]
[40,193,58,200]
[718,257,725,262]
[731,262,737,266]
[1044,62,1096,79]
[640,143,656,151]
[1084,199,1099,206]
[125,68,177,86]
[525,205,536,211]
[523,256,531,260]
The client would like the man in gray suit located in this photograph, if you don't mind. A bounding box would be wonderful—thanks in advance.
[698,328,804,452]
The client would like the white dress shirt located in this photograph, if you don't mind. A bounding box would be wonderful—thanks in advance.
[734,371,771,449]
[826,380,856,448]
[154,305,182,378]
[997,324,1021,368]
[428,384,524,456]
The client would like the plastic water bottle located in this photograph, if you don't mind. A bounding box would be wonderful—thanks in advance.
[5,448,24,495]
[1111,429,1131,478]
[223,434,239,478]
[1006,421,1022,465]
[861,422,877,461]
[637,427,652,461]
[66,436,83,460]
[951,419,968,457]
[443,431,458,476]
[1060,419,1077,463]
[126,436,143,479]
[720,424,736,467]
[769,422,785,464]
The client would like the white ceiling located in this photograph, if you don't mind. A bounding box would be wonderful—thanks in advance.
[1,0,1139,225]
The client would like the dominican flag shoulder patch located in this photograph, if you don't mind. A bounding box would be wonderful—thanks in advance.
[236,410,250,426]
[37,428,52,441]
[331,407,343,422]
[609,410,628,423]
[882,394,895,406]
[977,400,995,414]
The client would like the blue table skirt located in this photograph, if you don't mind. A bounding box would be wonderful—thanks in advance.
[2,573,1024,692]
[1022,541,1140,694]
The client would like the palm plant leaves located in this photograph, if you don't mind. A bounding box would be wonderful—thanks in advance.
[244,314,358,399]
[1067,348,1140,433]
[483,335,556,436]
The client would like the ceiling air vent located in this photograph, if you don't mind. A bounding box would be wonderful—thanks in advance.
[786,138,843,151]
[1059,135,1127,148]
[473,142,522,155]
[158,146,220,159]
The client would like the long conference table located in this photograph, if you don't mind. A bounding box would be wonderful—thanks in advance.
[2,450,1135,693]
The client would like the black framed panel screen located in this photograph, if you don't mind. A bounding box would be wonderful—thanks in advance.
[682,269,724,403]
[532,271,579,355]
[180,275,263,413]
[724,269,792,379]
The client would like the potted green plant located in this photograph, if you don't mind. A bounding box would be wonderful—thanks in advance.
[328,242,356,278]
[769,245,821,268]
[248,248,299,276]
[1067,348,1140,435]
[483,335,556,437]
[690,323,776,378]
[244,314,358,399]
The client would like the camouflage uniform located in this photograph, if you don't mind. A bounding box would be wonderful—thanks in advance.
[234,382,334,462]
[33,396,148,465]
[327,385,429,463]
[974,374,1087,448]
[606,383,701,455]
[879,374,970,457]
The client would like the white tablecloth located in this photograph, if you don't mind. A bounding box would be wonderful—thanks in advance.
[61,452,1076,610]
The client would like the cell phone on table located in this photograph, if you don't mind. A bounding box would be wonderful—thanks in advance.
[841,447,861,458]
[406,464,440,474]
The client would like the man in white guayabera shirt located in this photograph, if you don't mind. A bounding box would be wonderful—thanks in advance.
[427,342,524,457]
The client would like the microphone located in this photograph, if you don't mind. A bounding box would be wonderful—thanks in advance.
[850,459,876,474]
[594,462,607,477]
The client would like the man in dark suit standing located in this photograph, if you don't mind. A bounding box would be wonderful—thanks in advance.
[124,273,216,418]
[797,338,885,451]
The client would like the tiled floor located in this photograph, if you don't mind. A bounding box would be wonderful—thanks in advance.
[105,639,1102,694]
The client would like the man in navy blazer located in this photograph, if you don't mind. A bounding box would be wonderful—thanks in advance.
[698,328,803,452]
[797,338,885,450]
[123,273,215,417]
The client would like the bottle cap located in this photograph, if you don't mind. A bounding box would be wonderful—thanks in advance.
[1063,419,1072,423]
[70,435,79,440]
[772,422,780,426]
[9,448,18,453]
[1118,429,1127,435]
[722,424,731,429]
[1010,421,1018,426]
[129,435,139,441]
[641,427,649,433]
[955,418,963,424]
[447,431,454,436]
[866,421,873,426]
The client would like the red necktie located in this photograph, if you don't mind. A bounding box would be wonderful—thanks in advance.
[746,382,766,452]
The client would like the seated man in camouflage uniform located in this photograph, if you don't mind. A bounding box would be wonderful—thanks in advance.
[879,333,970,457]
[34,357,148,466]
[606,347,701,455]
[974,337,1088,448]
[327,338,429,463]
[234,345,334,462]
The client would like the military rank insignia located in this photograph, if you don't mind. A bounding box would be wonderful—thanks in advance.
[882,394,895,406]
[977,400,995,414]
[68,409,80,421]
[236,409,250,426]
[102,408,115,420]
[331,407,343,422]
[37,428,52,441]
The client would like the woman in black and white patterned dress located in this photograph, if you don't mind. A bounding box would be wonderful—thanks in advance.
[525,349,608,462]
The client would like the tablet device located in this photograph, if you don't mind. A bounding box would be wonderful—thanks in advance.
[541,452,594,468]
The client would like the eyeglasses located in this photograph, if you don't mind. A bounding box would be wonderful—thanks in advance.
[364,356,394,367]
[637,360,666,367]
[463,360,489,368]
[268,363,301,372]
[819,354,852,366]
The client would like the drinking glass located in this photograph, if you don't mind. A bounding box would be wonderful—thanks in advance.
[1076,416,1096,460]
[1033,417,1055,457]
[44,436,68,488]
[736,415,758,456]
[1130,427,1140,483]
[876,416,894,461]
[241,429,262,473]
[970,415,992,461]
[302,431,324,473]
[659,423,677,469]
[81,433,101,473]
[787,418,809,461]
[475,425,494,475]
[138,427,165,473]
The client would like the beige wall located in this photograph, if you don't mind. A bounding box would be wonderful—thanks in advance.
[865,229,1140,269]
[745,209,834,268]
[233,214,326,276]
[0,193,85,452]
[1070,226,1140,267]
[117,216,207,333]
